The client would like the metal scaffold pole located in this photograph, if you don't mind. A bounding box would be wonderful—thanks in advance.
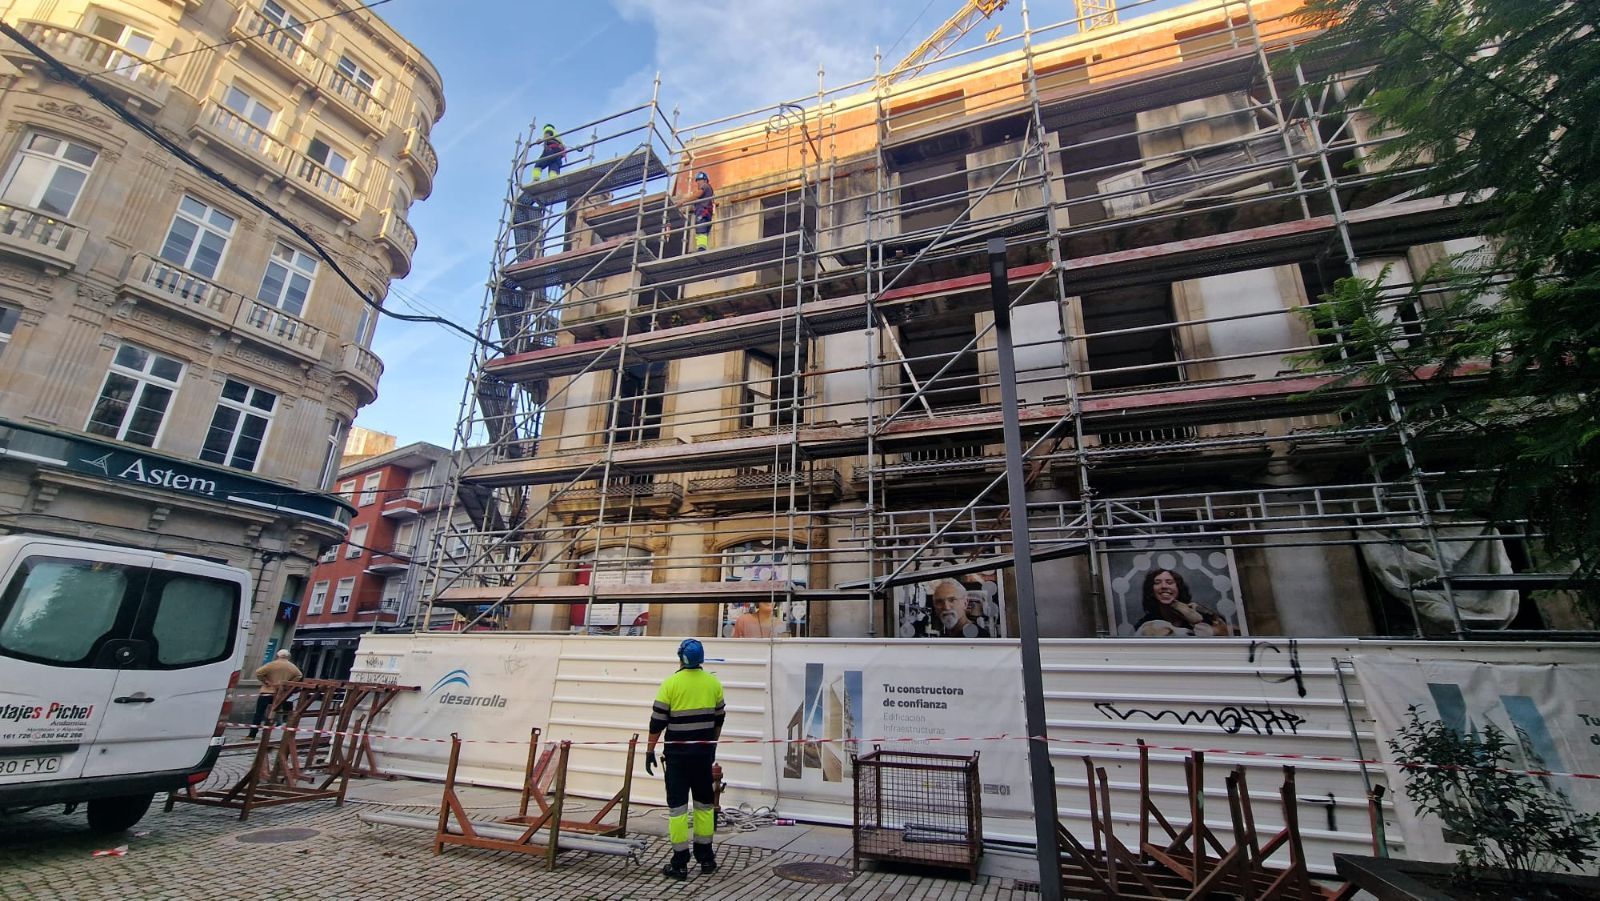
[989,237,1063,901]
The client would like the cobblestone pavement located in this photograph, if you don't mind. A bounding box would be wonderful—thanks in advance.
[0,751,1041,900]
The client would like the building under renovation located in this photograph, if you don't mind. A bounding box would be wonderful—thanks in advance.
[417,0,1588,643]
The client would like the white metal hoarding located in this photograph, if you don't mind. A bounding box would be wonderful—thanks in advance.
[353,634,1600,873]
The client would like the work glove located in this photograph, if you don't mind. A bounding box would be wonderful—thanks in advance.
[645,750,658,776]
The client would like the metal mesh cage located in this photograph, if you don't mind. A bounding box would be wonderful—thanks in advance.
[852,747,982,881]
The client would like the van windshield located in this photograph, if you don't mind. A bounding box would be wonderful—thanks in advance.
[0,559,129,665]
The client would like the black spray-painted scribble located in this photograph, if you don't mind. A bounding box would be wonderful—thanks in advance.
[1094,701,1307,736]
[1248,638,1307,697]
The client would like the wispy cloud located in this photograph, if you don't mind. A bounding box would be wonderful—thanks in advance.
[608,0,896,124]
[436,11,623,155]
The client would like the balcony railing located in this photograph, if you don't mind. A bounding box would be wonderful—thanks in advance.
[286,151,362,217]
[16,21,171,106]
[0,202,87,270]
[322,66,387,129]
[230,5,319,83]
[199,102,289,173]
[378,208,416,275]
[339,341,383,399]
[121,253,241,326]
[235,300,327,361]
[401,128,438,196]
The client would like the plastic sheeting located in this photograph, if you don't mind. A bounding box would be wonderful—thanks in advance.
[1358,526,1517,629]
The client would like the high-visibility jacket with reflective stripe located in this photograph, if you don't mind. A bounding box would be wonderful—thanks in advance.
[649,667,725,756]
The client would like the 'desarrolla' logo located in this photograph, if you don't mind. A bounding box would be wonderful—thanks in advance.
[426,669,506,709]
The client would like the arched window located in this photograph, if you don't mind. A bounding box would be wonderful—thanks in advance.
[719,540,808,638]
[572,546,650,635]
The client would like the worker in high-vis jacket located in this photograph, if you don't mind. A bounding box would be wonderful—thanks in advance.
[645,638,725,880]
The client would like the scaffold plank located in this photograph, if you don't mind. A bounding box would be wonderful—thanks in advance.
[516,145,668,207]
[501,235,655,288]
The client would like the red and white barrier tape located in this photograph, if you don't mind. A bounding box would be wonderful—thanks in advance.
[224,723,1600,781]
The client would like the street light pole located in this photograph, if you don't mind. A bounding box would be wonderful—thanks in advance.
[987,237,1063,901]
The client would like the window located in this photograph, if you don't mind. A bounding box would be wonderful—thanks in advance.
[146,574,238,667]
[0,557,128,666]
[898,156,969,232]
[331,577,354,613]
[86,343,184,447]
[88,16,157,79]
[159,195,234,278]
[257,0,308,53]
[318,543,337,563]
[221,83,277,149]
[338,479,356,501]
[1,132,98,217]
[379,578,402,613]
[306,136,352,179]
[393,521,417,555]
[347,524,367,558]
[1081,284,1182,391]
[320,421,346,492]
[355,305,375,348]
[200,378,277,471]
[331,54,378,111]
[256,242,317,317]
[307,580,328,615]
[359,472,382,506]
[0,307,18,360]
[616,362,667,443]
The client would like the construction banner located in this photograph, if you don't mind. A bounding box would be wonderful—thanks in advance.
[769,641,1030,816]
[1353,656,1600,864]
[352,634,563,788]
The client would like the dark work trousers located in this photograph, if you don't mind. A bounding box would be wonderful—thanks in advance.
[247,693,274,739]
[663,751,717,867]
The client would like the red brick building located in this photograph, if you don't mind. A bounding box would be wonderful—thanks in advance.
[291,441,484,678]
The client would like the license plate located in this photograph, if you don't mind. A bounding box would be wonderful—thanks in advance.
[0,755,62,777]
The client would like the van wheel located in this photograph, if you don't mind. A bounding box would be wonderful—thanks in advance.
[86,794,154,834]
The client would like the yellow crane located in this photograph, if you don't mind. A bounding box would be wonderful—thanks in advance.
[880,0,1118,88]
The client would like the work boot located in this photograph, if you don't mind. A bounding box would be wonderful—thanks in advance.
[661,863,689,880]
[695,844,718,875]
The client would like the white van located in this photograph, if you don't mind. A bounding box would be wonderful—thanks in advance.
[0,536,248,833]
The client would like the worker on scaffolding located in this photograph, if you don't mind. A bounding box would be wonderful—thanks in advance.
[645,638,725,879]
[686,170,714,252]
[529,124,568,181]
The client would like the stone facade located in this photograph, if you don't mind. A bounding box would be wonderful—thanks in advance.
[0,0,443,683]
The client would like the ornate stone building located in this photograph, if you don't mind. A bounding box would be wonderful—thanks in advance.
[0,0,443,678]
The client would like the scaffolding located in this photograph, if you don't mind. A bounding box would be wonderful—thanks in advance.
[420,0,1563,642]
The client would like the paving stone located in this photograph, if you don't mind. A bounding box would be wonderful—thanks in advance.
[0,753,1012,900]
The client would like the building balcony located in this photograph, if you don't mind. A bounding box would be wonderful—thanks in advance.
[0,202,86,272]
[380,489,431,519]
[192,101,291,180]
[338,341,383,403]
[320,64,387,133]
[234,300,327,362]
[14,20,172,110]
[377,208,416,276]
[401,128,437,198]
[365,545,414,574]
[687,465,843,508]
[283,150,363,221]
[119,252,242,328]
[548,477,684,517]
[228,4,319,85]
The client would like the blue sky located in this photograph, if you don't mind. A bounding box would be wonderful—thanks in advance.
[361,0,1185,447]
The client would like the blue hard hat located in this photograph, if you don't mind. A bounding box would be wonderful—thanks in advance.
[694,171,709,181]
[677,638,704,668]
